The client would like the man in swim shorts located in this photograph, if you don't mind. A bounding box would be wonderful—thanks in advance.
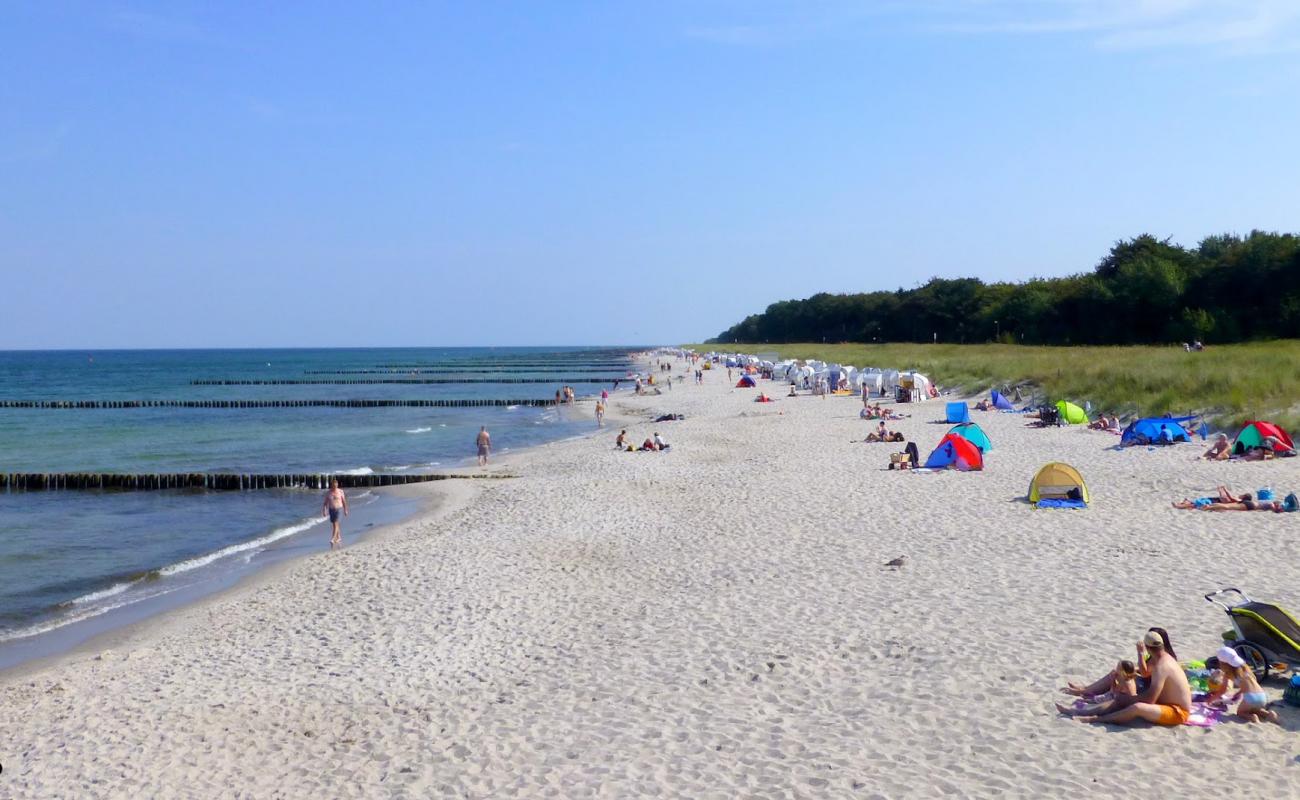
[1057,630,1191,725]
[476,426,491,466]
[322,479,348,548]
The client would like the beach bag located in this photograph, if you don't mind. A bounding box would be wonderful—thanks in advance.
[1283,493,1298,513]
[1285,675,1300,707]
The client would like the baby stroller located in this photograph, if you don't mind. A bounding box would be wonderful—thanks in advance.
[1205,588,1300,678]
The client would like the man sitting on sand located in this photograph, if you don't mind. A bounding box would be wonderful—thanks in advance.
[1057,630,1191,725]
[1202,433,1231,460]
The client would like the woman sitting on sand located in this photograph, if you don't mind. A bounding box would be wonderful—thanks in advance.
[1202,433,1231,460]
[1172,486,1248,509]
[1062,627,1176,697]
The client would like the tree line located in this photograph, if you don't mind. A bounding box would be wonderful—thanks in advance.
[711,231,1300,345]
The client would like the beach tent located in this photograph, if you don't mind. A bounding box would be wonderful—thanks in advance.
[1233,420,1295,454]
[1028,462,1090,506]
[735,375,757,388]
[1055,400,1088,425]
[922,434,984,471]
[948,422,992,452]
[945,402,971,424]
[1119,416,1195,447]
[991,390,1014,411]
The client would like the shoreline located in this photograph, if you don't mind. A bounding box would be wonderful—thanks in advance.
[0,386,643,678]
[6,358,1295,796]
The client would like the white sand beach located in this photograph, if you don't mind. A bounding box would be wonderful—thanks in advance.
[3,360,1299,797]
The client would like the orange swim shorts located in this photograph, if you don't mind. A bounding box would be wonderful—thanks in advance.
[1153,704,1191,726]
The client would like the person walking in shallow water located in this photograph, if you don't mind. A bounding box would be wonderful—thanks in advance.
[322,479,348,548]
[476,426,491,466]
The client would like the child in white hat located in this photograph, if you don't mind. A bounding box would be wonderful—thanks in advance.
[1214,646,1279,723]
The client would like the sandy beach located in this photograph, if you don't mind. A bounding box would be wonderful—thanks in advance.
[3,360,1299,798]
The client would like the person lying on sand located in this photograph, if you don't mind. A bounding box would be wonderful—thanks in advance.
[1057,630,1192,725]
[1201,498,1283,512]
[1062,628,1174,697]
[1172,486,1248,509]
[1202,433,1231,460]
[974,399,990,411]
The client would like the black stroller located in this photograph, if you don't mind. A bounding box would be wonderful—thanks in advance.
[1205,588,1300,678]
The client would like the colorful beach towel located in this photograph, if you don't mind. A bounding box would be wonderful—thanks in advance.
[1070,698,1223,727]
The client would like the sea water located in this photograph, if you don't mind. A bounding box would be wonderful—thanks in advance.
[0,347,635,666]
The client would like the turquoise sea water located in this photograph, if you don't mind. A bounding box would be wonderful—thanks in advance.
[0,347,634,661]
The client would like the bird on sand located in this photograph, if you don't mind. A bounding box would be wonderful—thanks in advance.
[884,556,907,568]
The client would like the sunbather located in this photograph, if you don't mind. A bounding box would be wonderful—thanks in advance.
[1202,433,1231,460]
[1202,498,1282,512]
[1172,486,1248,509]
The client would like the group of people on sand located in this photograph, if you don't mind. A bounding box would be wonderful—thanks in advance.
[614,429,669,452]
[1172,485,1298,513]
[865,420,905,443]
[860,402,904,421]
[1087,414,1122,432]
[1058,628,1278,725]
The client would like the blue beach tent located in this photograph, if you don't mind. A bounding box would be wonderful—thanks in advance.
[1120,416,1196,447]
[991,390,1014,411]
[945,401,971,424]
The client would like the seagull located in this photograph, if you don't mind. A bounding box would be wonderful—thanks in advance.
[884,556,907,568]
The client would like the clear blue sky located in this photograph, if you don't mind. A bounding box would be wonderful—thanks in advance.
[3,1,1298,348]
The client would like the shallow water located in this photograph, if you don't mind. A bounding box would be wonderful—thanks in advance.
[0,347,633,655]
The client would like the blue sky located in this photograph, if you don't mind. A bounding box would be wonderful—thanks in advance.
[3,1,1298,348]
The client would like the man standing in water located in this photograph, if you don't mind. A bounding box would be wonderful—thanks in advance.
[476,425,491,466]
[322,479,348,548]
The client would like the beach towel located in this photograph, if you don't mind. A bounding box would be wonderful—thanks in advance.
[1036,499,1087,509]
[1070,698,1223,727]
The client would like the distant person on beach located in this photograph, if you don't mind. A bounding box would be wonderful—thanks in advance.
[1202,433,1231,460]
[322,479,349,548]
[1058,630,1191,725]
[476,426,491,466]
[615,429,627,449]
[1172,486,1248,509]
[595,400,605,427]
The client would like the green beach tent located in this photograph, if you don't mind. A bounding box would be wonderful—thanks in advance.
[1055,400,1088,425]
[948,422,992,452]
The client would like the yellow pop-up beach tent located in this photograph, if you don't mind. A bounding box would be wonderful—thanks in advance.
[1028,462,1090,504]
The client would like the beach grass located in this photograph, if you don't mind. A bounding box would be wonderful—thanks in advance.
[685,340,1300,429]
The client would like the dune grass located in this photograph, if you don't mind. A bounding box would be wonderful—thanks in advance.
[684,341,1300,429]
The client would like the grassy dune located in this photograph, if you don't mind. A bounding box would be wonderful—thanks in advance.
[685,341,1300,429]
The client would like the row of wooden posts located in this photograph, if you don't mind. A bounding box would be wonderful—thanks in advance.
[0,399,555,409]
[373,362,629,368]
[0,472,510,492]
[302,368,630,375]
[189,378,616,385]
